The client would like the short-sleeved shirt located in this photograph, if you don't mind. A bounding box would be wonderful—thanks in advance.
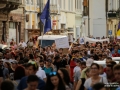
[36,68,46,80]
[43,67,53,76]
[17,76,45,90]
[84,77,108,89]
[74,71,81,82]
[80,68,87,78]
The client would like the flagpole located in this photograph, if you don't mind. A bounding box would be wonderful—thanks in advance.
[40,0,51,54]
[40,23,44,51]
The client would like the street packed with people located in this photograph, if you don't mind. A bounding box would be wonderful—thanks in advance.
[0,36,120,90]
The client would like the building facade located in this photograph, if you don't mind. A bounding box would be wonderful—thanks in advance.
[42,0,83,40]
[24,0,40,42]
[107,0,119,37]
[0,0,22,44]
[8,0,25,44]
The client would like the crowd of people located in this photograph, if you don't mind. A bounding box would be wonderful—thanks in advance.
[0,38,120,90]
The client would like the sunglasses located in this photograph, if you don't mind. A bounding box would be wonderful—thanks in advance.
[49,72,57,76]
[28,61,38,68]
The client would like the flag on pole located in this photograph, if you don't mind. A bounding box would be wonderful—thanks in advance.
[116,22,120,39]
[40,0,51,34]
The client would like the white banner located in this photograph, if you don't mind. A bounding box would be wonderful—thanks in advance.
[84,37,109,43]
[55,37,69,48]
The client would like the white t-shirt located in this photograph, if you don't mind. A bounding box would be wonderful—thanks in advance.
[19,42,27,48]
[84,77,108,89]
[2,59,14,63]
[36,67,46,80]
[99,72,107,78]
[73,66,81,73]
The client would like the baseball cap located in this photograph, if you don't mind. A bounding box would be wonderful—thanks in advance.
[86,58,93,67]
[11,60,18,64]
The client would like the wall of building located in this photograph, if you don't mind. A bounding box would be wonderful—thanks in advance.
[89,0,106,38]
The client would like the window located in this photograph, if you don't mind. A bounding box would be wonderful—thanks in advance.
[63,0,65,9]
[61,24,65,29]
[26,0,29,4]
[9,22,15,29]
[71,0,73,10]
[68,0,70,11]
[37,0,40,5]
[31,0,33,5]
[59,0,61,8]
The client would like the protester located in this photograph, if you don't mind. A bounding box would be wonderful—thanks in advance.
[45,72,69,90]
[58,68,73,90]
[1,80,14,90]
[84,63,108,90]
[24,75,39,90]
[0,36,120,90]
[17,61,45,90]
[13,66,25,90]
[92,82,106,90]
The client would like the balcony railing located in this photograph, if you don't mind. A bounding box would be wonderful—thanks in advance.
[1,0,22,4]
[40,3,58,15]
[50,5,58,15]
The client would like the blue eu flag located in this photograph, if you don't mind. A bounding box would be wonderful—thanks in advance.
[40,0,51,34]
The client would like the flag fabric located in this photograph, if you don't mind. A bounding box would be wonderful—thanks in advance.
[116,22,120,39]
[40,0,51,34]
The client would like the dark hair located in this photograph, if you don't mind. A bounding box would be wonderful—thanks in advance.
[14,66,25,80]
[106,57,112,60]
[107,64,114,70]
[59,68,70,86]
[92,83,105,90]
[18,60,24,65]
[45,72,66,90]
[39,60,44,63]
[27,63,38,71]
[27,75,39,83]
[81,61,86,66]
[1,80,14,90]
[90,63,100,69]
[29,54,34,59]
[4,62,11,69]
[59,48,63,51]
[113,64,120,71]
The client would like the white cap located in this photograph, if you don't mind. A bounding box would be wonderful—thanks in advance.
[86,58,94,67]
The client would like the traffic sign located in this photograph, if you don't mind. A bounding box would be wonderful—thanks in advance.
[108,30,112,35]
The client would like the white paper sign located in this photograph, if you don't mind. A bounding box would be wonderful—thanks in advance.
[55,37,69,48]
[79,37,85,44]
[84,37,109,43]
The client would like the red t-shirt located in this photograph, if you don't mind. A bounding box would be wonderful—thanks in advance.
[70,60,76,82]
[112,53,120,57]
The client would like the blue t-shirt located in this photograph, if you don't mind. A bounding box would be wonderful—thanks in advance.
[17,76,45,90]
[43,67,53,76]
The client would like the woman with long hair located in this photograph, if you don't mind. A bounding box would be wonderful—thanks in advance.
[45,72,68,90]
[58,68,72,90]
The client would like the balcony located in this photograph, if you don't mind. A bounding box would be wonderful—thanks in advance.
[1,0,22,5]
[0,0,22,14]
[107,10,117,18]
[40,3,58,15]
[50,5,58,15]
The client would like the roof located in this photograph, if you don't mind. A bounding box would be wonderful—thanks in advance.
[38,35,67,40]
